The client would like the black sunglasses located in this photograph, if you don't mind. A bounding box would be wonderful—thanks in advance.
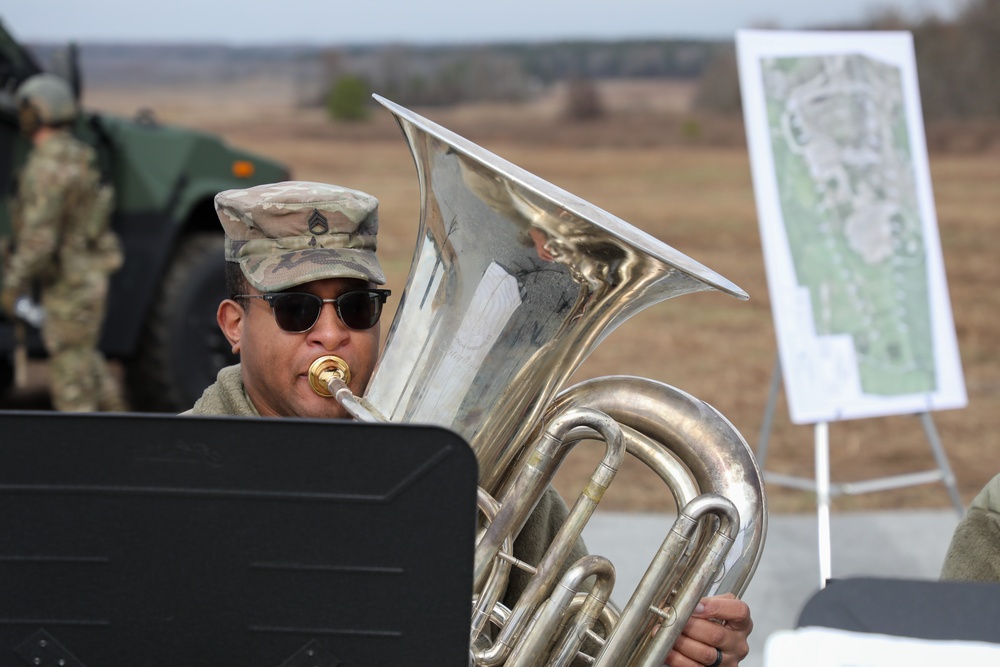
[236,289,391,332]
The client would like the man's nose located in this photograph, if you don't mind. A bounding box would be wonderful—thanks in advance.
[307,302,350,349]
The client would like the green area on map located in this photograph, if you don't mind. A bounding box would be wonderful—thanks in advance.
[761,53,936,394]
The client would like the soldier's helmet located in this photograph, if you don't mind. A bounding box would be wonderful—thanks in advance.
[15,74,78,127]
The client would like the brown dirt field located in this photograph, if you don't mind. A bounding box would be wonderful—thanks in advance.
[80,78,1000,514]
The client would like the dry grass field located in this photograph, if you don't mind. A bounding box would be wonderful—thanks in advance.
[82,77,1000,514]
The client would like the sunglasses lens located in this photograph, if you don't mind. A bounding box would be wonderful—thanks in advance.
[337,291,382,330]
[265,291,386,332]
[271,294,322,332]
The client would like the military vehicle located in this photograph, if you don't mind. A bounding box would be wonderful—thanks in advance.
[0,20,290,411]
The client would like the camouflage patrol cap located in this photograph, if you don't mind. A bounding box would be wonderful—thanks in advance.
[215,181,385,292]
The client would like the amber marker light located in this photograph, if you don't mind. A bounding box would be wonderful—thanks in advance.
[232,160,255,178]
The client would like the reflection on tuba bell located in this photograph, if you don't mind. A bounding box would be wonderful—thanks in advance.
[309,95,767,666]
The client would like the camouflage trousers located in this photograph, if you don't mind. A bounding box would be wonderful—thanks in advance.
[40,274,127,413]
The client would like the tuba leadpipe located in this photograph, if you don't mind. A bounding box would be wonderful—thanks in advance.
[308,95,767,666]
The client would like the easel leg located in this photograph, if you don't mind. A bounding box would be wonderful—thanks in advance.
[756,362,962,584]
[920,412,965,516]
[755,357,782,470]
[815,421,832,589]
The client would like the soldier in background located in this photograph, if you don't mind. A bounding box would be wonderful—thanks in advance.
[0,74,127,412]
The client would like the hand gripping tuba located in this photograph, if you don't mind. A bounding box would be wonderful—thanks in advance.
[310,95,767,666]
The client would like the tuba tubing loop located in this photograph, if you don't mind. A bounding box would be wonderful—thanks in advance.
[545,376,767,598]
[504,554,616,667]
[594,493,739,667]
[472,488,516,642]
[472,405,626,666]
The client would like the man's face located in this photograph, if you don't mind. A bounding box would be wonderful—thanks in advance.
[218,277,381,419]
[17,101,41,138]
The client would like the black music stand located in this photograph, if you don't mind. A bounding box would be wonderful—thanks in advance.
[0,411,478,667]
[797,576,1000,643]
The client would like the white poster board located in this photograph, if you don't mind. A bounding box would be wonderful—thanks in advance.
[737,30,967,425]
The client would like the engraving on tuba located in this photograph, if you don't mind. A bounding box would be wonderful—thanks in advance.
[310,95,767,666]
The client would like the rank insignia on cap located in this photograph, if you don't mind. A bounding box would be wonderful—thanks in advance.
[308,208,329,234]
[215,180,386,291]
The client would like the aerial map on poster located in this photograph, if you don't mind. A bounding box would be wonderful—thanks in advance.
[737,31,967,424]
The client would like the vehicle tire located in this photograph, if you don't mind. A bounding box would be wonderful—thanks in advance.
[126,233,236,412]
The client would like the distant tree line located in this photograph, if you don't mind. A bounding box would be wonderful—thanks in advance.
[910,0,1000,119]
[325,1,999,121]
[26,35,725,117]
[22,0,999,122]
[693,0,1000,120]
[321,39,729,113]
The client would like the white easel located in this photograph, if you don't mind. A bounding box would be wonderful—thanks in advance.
[736,30,970,591]
[755,358,965,589]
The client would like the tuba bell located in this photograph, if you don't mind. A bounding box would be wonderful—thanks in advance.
[311,95,767,666]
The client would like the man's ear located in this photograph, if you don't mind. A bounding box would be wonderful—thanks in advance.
[217,299,245,354]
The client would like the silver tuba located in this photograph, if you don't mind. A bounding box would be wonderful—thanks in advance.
[311,95,767,666]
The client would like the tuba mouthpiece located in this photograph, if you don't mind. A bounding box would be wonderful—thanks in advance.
[308,355,352,398]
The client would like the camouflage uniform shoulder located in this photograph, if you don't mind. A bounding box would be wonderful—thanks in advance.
[36,130,90,157]
[24,131,98,190]
[34,129,90,161]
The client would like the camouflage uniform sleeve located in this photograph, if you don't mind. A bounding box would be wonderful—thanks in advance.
[503,485,589,608]
[2,155,70,292]
[941,472,1000,582]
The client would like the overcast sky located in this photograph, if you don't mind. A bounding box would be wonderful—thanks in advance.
[5,0,964,45]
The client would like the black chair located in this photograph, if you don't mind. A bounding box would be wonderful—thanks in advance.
[797,576,1000,643]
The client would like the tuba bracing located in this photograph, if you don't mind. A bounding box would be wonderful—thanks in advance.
[309,95,767,666]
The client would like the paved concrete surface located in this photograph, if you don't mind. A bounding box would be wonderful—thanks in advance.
[582,509,961,667]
